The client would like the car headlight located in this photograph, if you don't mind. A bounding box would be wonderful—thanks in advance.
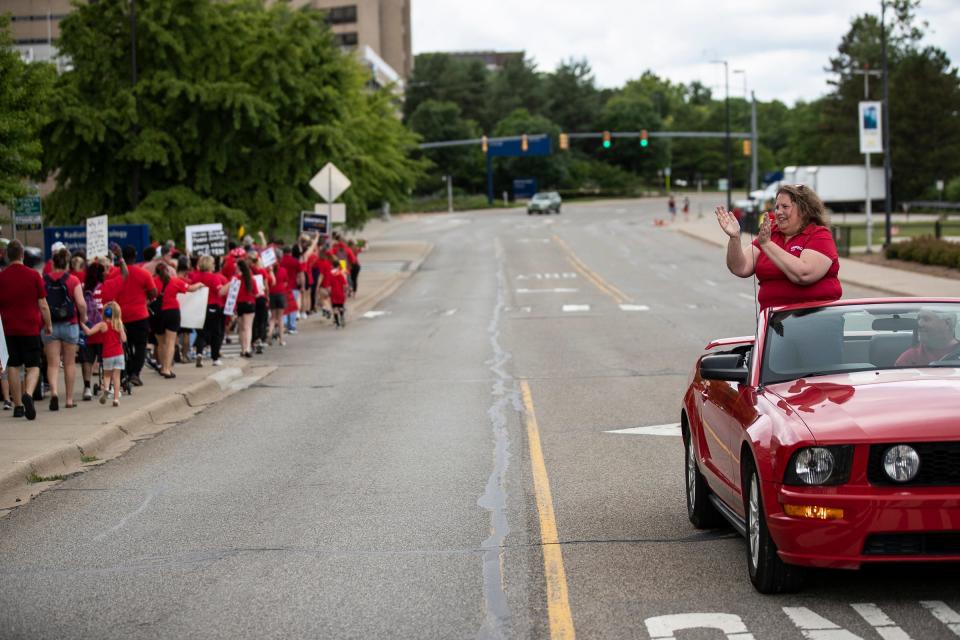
[883,445,920,482]
[783,446,853,486]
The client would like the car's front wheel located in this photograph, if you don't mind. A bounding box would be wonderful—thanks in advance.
[684,431,724,529]
[744,460,804,593]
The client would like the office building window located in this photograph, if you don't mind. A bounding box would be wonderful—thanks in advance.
[334,32,358,47]
[326,6,357,25]
[11,14,69,22]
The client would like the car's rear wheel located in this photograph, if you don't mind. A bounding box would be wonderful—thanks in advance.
[684,429,724,528]
[744,460,804,593]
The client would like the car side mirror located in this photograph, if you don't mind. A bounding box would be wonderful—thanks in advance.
[700,353,749,385]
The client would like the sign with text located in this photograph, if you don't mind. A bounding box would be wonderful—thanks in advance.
[44,224,150,261]
[310,162,351,203]
[859,101,883,154]
[260,247,277,268]
[253,274,265,297]
[190,230,227,257]
[177,288,209,330]
[185,223,225,255]
[300,211,330,235]
[315,202,346,224]
[85,215,109,258]
[13,195,42,231]
[223,279,241,317]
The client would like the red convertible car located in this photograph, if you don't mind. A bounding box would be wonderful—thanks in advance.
[682,298,960,593]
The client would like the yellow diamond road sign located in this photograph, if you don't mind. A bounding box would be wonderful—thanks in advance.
[310,162,351,203]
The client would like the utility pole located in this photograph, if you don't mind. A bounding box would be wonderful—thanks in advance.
[881,0,893,247]
[712,60,732,210]
[130,0,140,209]
[853,65,882,253]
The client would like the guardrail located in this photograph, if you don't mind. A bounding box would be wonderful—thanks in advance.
[901,200,960,213]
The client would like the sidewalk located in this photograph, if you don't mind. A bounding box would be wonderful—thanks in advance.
[0,235,433,514]
[672,216,960,298]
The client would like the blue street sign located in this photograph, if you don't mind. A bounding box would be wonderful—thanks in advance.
[44,224,151,261]
[487,135,552,157]
[513,178,538,198]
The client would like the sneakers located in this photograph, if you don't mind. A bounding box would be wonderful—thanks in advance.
[255,345,263,355]
[211,359,223,367]
[83,387,93,401]
[129,374,143,387]
[22,394,36,420]
[99,390,108,405]
[287,329,298,335]
[2,400,12,410]
[196,356,203,368]
[13,406,24,418]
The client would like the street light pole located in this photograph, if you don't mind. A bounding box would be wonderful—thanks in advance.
[881,0,893,247]
[712,60,732,210]
[733,69,757,193]
[853,65,882,253]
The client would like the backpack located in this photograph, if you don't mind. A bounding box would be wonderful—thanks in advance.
[45,273,75,323]
[84,287,102,326]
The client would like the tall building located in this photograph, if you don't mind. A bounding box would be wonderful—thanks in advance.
[5,0,73,66]
[290,0,412,88]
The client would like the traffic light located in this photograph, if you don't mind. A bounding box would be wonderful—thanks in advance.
[640,129,649,148]
[559,133,569,150]
[521,134,529,152]
[602,130,611,149]
[742,139,751,156]
[481,135,488,153]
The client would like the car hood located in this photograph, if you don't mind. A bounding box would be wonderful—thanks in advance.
[766,369,960,442]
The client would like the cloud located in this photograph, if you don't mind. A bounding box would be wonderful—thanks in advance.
[411,0,960,105]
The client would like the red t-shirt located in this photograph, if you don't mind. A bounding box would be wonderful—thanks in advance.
[323,267,348,305]
[101,265,156,323]
[0,263,46,336]
[101,322,124,359]
[234,275,257,305]
[280,255,301,290]
[221,254,237,280]
[271,266,289,295]
[752,224,841,310]
[193,272,227,307]
[45,271,83,324]
[895,340,960,367]
[161,276,189,311]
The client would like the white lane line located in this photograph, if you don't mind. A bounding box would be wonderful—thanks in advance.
[704,279,718,287]
[851,604,913,640]
[606,424,681,437]
[687,304,699,309]
[442,309,458,316]
[516,288,579,294]
[782,608,858,640]
[921,602,960,636]
[619,304,650,312]
[562,304,590,312]
[516,238,551,243]
[362,311,389,318]
[738,293,755,301]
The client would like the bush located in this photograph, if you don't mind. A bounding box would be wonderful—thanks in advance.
[886,236,960,269]
[946,176,960,202]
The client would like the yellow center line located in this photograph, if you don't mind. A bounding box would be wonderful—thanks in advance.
[551,235,632,304]
[521,380,576,640]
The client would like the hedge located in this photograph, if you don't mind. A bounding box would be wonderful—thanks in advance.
[885,236,960,269]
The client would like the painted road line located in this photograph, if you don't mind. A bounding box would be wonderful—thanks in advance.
[920,602,960,636]
[520,380,576,640]
[562,305,590,313]
[552,235,632,305]
[738,293,755,301]
[606,424,681,437]
[851,604,913,640]
[619,304,650,312]
[362,310,389,318]
[516,288,579,294]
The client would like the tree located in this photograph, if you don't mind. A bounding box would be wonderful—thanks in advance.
[488,54,544,122]
[41,0,422,237]
[0,16,55,207]
[403,53,490,129]
[492,109,569,192]
[407,100,484,193]
[542,58,600,132]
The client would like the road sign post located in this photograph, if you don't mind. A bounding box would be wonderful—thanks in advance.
[310,162,351,229]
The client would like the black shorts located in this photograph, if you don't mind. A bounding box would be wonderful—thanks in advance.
[236,301,255,316]
[78,342,102,364]
[5,334,43,368]
[160,308,181,333]
[269,293,287,310]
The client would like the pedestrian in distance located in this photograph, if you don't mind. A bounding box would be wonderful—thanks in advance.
[153,262,206,378]
[43,248,88,411]
[222,259,257,358]
[683,196,690,221]
[0,240,53,420]
[267,259,289,347]
[79,260,107,401]
[191,255,227,367]
[80,301,127,407]
[100,245,157,388]
[322,254,349,328]
[668,195,677,222]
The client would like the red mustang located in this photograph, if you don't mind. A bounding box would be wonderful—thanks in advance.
[682,298,960,593]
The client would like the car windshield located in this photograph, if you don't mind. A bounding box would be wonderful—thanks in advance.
[532,194,550,201]
[761,302,960,384]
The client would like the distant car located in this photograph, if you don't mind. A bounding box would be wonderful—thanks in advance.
[527,192,562,215]
[683,298,960,593]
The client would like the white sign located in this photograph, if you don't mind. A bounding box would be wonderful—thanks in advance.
[223,279,241,317]
[310,162,351,203]
[937,179,945,192]
[315,202,346,224]
[85,215,109,259]
[859,101,883,154]
[177,288,209,329]
[0,316,8,371]
[253,274,265,297]
[260,247,277,268]
[185,223,223,254]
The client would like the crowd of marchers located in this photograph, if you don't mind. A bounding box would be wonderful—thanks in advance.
[0,231,363,419]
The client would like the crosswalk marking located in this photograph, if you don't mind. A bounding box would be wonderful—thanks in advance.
[619,304,650,311]
[562,304,590,312]
[516,288,579,294]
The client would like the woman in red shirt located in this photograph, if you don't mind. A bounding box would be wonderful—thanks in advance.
[322,254,349,328]
[154,262,206,378]
[717,184,841,311]
[192,255,228,367]
[268,262,289,346]
[221,259,257,358]
[43,248,88,410]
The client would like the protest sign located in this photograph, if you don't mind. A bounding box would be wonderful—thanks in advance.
[0,316,8,371]
[85,215,109,258]
[253,274,265,296]
[223,279,241,317]
[260,247,277,268]
[185,223,226,256]
[177,288,209,329]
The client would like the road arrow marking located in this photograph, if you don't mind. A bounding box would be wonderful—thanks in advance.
[362,311,389,318]
[619,304,650,312]
[606,424,681,437]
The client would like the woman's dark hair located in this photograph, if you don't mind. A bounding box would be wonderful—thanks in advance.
[776,184,828,227]
[52,248,70,271]
[155,261,171,285]
[237,259,254,293]
[84,262,105,292]
[177,255,189,274]
[143,246,157,262]
[291,244,302,259]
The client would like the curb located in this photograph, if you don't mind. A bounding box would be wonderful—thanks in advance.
[353,242,434,317]
[0,364,266,510]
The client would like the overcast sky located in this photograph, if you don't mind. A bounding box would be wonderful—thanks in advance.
[411,0,960,105]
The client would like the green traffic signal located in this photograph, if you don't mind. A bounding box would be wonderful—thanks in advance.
[602,140,611,149]
[640,138,649,147]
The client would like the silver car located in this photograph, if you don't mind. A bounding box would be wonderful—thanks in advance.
[527,192,562,215]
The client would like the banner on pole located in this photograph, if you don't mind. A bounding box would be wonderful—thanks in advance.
[859,101,883,154]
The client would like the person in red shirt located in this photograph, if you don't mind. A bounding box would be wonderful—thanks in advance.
[43,248,88,411]
[0,241,53,420]
[322,254,349,328]
[69,253,87,282]
[279,245,303,333]
[79,260,107,402]
[249,249,272,354]
[192,255,228,367]
[717,184,841,311]
[346,239,362,294]
[222,259,257,357]
[154,262,205,378]
[896,309,960,366]
[100,245,158,387]
[268,261,289,346]
[80,301,127,407]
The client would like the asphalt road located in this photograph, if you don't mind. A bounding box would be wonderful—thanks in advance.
[2,196,958,640]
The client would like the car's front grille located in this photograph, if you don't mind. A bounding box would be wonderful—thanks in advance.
[867,442,960,486]
[864,532,960,556]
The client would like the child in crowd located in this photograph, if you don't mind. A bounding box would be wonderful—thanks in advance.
[323,255,350,328]
[80,301,127,407]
